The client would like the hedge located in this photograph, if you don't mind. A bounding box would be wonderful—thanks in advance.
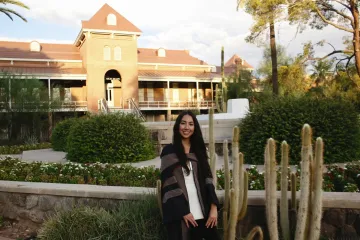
[66,113,156,163]
[51,118,80,151]
[0,142,52,154]
[239,96,360,165]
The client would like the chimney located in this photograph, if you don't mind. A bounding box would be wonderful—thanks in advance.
[184,50,190,55]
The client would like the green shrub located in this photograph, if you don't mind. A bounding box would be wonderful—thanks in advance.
[0,142,51,154]
[239,96,360,165]
[51,118,80,151]
[38,195,166,240]
[66,113,156,163]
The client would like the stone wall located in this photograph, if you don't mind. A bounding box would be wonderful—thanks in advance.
[0,181,359,239]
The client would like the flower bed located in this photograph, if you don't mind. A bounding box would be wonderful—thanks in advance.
[0,143,52,154]
[0,157,359,192]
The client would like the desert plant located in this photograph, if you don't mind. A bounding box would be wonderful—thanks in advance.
[264,124,324,240]
[38,195,166,240]
[239,96,360,164]
[66,113,156,163]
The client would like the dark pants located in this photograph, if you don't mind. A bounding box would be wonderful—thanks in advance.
[166,219,221,240]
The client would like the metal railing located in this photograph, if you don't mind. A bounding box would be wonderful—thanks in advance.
[138,100,216,109]
[0,101,88,112]
[128,98,146,121]
[98,98,110,113]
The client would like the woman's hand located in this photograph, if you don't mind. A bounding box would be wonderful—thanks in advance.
[183,213,198,228]
[205,204,218,228]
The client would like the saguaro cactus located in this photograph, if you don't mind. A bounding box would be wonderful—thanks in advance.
[221,126,260,240]
[216,46,227,113]
[264,124,324,240]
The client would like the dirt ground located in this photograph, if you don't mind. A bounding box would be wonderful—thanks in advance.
[0,218,38,240]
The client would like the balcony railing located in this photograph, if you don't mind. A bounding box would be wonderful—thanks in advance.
[0,101,87,112]
[139,100,216,109]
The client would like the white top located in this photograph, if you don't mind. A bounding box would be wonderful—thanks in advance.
[183,161,204,220]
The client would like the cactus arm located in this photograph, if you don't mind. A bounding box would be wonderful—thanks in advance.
[245,226,264,240]
[156,180,163,218]
[238,171,248,220]
[308,137,324,240]
[229,188,238,240]
[291,172,297,210]
[238,153,244,218]
[209,108,217,188]
[223,139,230,240]
[280,141,290,240]
[215,84,223,113]
[295,124,312,240]
[268,138,279,240]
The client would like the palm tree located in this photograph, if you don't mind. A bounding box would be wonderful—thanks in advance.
[310,60,334,87]
[0,0,29,22]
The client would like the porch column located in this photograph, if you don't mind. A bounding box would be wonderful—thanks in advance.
[210,80,213,102]
[196,81,199,108]
[48,79,51,100]
[167,81,171,121]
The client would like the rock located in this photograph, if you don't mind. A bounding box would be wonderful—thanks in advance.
[28,210,45,223]
[321,222,337,239]
[336,225,358,239]
[355,215,360,236]
[26,195,39,210]
[38,196,57,211]
[9,193,26,207]
[324,209,346,227]
[54,197,76,212]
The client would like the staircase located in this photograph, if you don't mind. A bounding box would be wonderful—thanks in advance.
[98,98,146,121]
[128,98,146,121]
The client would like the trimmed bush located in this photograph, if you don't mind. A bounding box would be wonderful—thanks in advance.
[38,195,166,240]
[66,113,156,163]
[51,118,80,151]
[0,142,51,154]
[239,97,360,165]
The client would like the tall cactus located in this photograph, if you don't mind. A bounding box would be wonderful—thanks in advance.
[264,124,324,240]
[221,126,260,240]
[216,46,227,113]
[209,108,217,188]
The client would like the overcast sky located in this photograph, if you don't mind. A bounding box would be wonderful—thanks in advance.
[0,0,351,71]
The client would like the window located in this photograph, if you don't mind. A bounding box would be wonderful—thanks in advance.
[157,48,166,57]
[30,41,41,52]
[114,46,122,61]
[107,14,117,26]
[104,46,111,61]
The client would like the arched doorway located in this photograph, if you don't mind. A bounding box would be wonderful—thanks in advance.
[104,70,121,107]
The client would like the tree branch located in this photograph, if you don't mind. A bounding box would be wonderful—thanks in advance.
[330,0,352,11]
[319,4,354,27]
[314,5,354,32]
[308,49,353,61]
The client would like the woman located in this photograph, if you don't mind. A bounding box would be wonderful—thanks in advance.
[160,111,221,240]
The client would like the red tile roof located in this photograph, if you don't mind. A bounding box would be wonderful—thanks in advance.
[0,66,86,75]
[224,54,253,69]
[139,70,220,79]
[138,48,208,65]
[0,41,81,60]
[82,4,141,33]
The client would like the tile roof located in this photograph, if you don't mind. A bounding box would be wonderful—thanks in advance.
[224,54,253,69]
[138,48,208,65]
[0,41,81,60]
[0,66,86,75]
[82,4,141,33]
[138,70,220,79]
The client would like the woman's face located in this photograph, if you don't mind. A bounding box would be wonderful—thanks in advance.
[179,114,195,140]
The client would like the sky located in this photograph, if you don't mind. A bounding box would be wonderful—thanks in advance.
[0,0,351,71]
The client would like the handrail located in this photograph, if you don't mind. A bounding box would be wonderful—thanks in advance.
[138,100,216,109]
[98,98,109,113]
[128,98,146,121]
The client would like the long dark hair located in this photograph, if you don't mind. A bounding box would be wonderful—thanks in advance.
[173,111,212,178]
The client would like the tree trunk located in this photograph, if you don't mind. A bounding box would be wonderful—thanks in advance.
[351,1,360,78]
[270,18,279,95]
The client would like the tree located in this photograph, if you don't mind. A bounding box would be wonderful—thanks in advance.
[0,0,29,22]
[288,0,360,77]
[237,0,288,95]
[310,60,334,87]
[0,72,62,143]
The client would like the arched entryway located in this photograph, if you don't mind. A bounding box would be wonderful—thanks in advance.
[104,70,121,107]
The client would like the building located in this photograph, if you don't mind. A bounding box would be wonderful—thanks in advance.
[0,4,253,122]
